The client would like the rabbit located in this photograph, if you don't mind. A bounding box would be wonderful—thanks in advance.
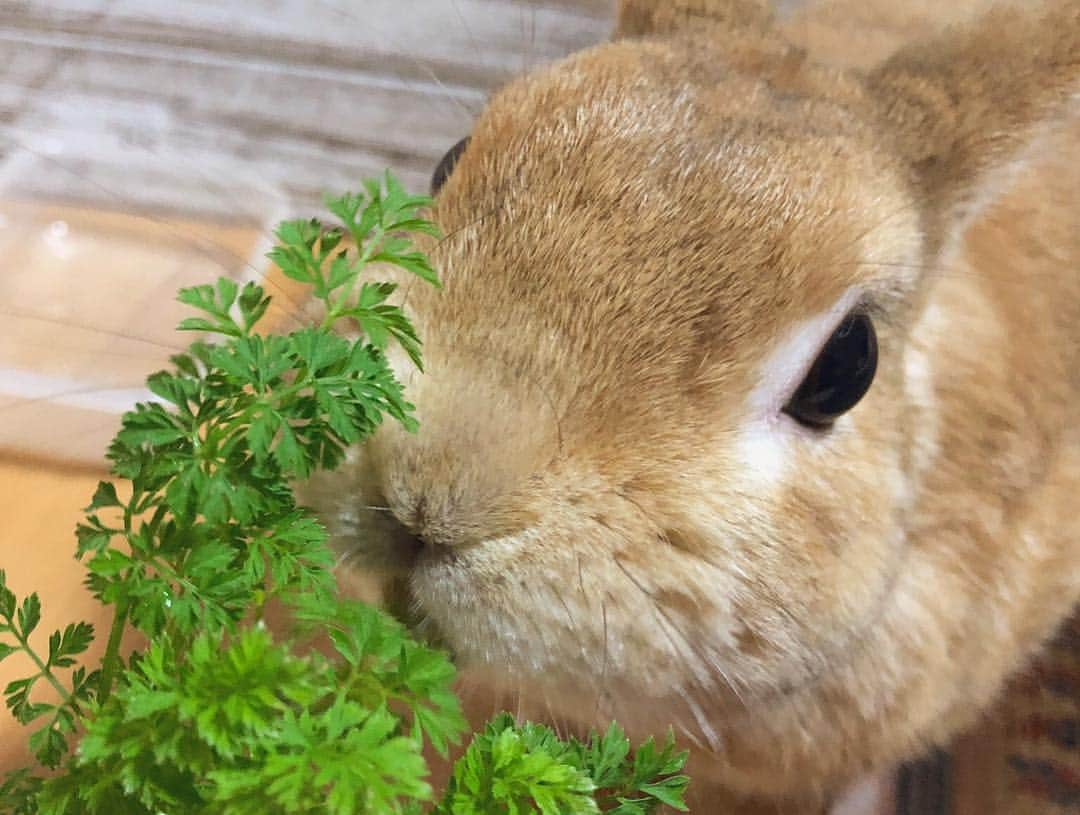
[299,0,1080,811]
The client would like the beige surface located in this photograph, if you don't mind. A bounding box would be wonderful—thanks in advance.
[0,202,268,464]
[0,459,111,771]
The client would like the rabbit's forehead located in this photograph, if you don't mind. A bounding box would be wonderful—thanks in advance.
[438,38,917,318]
[431,126,911,365]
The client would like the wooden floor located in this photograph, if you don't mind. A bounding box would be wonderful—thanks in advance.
[0,1,613,219]
[0,0,613,771]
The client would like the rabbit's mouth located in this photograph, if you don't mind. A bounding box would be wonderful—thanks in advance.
[412,519,912,716]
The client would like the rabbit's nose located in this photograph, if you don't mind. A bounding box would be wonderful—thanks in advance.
[388,513,426,561]
[388,492,457,556]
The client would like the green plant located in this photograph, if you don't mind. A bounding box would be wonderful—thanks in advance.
[0,173,688,814]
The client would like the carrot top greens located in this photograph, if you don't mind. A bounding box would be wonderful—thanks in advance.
[0,173,688,815]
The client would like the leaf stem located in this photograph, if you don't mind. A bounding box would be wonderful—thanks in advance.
[11,628,72,706]
[97,600,129,703]
[97,499,136,702]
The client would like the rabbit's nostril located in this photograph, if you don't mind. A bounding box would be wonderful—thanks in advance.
[384,503,453,566]
[384,513,424,560]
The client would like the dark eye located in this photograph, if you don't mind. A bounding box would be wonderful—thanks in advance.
[783,313,878,429]
[431,137,470,196]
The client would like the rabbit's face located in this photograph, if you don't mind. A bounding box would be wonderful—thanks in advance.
[305,37,931,736]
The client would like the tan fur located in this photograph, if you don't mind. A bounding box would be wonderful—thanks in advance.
[301,1,1080,811]
[618,0,775,36]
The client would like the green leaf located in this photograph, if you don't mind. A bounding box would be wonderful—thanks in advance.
[275,218,320,251]
[0,767,42,815]
[326,254,357,293]
[0,571,16,621]
[238,281,272,331]
[87,549,134,578]
[383,218,442,238]
[178,316,234,335]
[371,251,441,287]
[75,523,112,559]
[266,245,312,284]
[289,329,350,374]
[5,677,36,723]
[85,482,122,512]
[183,541,236,581]
[115,405,188,448]
[145,372,199,410]
[47,622,94,669]
[273,422,308,478]
[17,595,41,638]
[164,463,202,519]
[357,281,397,308]
[176,283,221,315]
[215,277,239,312]
[638,778,690,810]
[246,408,281,462]
[29,724,68,768]
[318,228,344,258]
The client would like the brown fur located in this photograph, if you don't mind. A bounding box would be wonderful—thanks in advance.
[301,1,1080,811]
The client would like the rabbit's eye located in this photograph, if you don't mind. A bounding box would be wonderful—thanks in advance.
[783,313,877,429]
[431,137,470,196]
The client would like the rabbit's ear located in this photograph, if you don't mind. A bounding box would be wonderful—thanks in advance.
[615,0,774,38]
[868,0,1078,250]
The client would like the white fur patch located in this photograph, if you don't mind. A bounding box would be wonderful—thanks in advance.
[733,420,791,486]
[734,288,864,488]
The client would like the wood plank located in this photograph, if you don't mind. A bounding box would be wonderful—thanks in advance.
[0,41,483,216]
[1,1,613,89]
[0,1,614,218]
